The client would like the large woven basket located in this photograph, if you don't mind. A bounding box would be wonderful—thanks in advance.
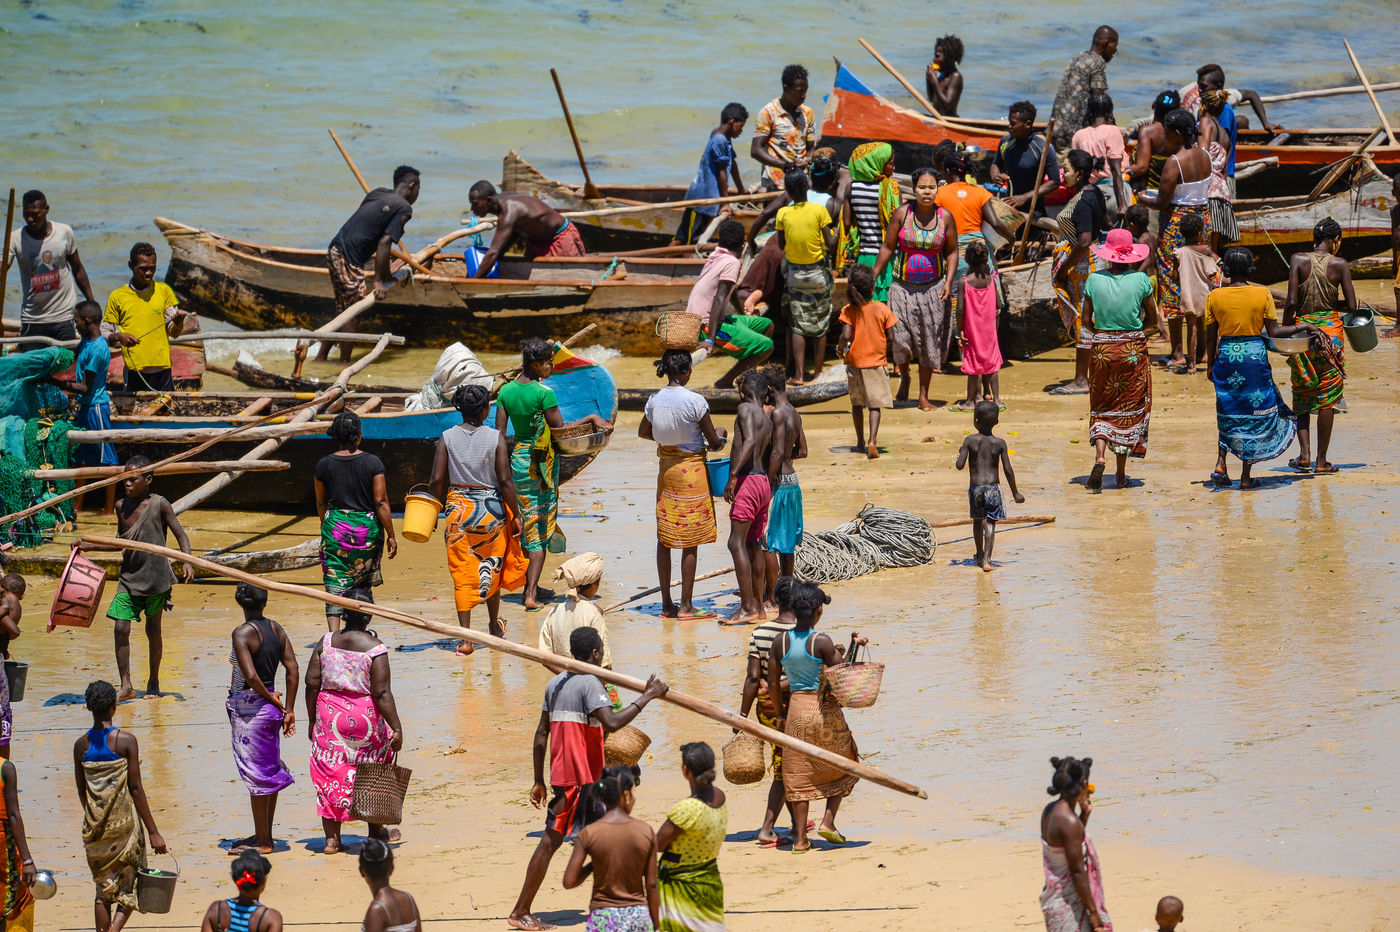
[721,733,766,785]
[552,423,595,441]
[820,643,885,709]
[656,312,703,350]
[350,757,413,825]
[604,725,651,766]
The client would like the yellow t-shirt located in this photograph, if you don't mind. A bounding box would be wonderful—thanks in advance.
[1204,284,1277,338]
[664,797,727,866]
[775,201,832,265]
[104,282,178,371]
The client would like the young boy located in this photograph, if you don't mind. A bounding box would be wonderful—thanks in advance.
[82,455,195,700]
[672,102,748,246]
[955,401,1024,572]
[1151,895,1184,931]
[690,218,774,388]
[67,300,118,515]
[721,371,774,624]
[837,264,902,459]
[760,364,807,596]
[0,574,25,758]
[1173,210,1219,373]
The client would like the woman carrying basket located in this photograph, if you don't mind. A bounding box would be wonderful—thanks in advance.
[767,582,866,852]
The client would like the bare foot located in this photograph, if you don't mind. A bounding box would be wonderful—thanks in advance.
[1383,327,1400,339]
[455,642,476,657]
[322,838,342,855]
[787,378,805,387]
[866,443,880,460]
[917,398,936,412]
[507,914,557,931]
[230,843,274,855]
[145,679,161,697]
[762,600,779,615]
[116,685,137,703]
[982,562,995,573]
[720,608,765,626]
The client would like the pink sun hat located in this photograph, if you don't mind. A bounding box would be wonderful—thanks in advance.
[1090,227,1152,264]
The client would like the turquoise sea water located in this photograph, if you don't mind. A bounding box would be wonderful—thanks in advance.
[2,0,1399,295]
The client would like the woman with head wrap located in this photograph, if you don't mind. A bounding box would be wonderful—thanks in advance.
[1284,217,1356,474]
[538,551,613,672]
[846,142,900,301]
[429,382,528,656]
[1127,90,1181,236]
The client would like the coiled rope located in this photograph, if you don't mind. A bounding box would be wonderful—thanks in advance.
[794,504,937,583]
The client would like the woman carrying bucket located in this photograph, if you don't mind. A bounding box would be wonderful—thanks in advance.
[313,413,397,632]
[72,681,167,931]
[639,350,728,621]
[427,383,527,656]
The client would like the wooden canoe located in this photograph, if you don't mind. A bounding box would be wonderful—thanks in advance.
[617,377,850,413]
[156,217,706,355]
[500,151,764,251]
[817,62,1400,199]
[83,352,618,511]
[4,539,321,579]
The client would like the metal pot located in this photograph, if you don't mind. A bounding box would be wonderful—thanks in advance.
[30,869,57,900]
[1269,335,1311,355]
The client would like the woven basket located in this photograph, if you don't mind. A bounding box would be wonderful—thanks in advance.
[604,724,651,766]
[656,312,703,350]
[820,643,885,709]
[551,423,595,441]
[721,733,766,785]
[350,757,413,825]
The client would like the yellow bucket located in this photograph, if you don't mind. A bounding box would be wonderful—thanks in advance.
[401,488,442,543]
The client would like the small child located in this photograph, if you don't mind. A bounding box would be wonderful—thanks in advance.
[80,455,195,700]
[837,264,902,459]
[199,849,282,932]
[1172,210,1219,373]
[562,765,658,931]
[68,300,118,516]
[955,401,1024,572]
[954,239,1006,410]
[1150,895,1184,932]
[0,574,24,759]
[1124,204,1164,343]
[538,552,611,671]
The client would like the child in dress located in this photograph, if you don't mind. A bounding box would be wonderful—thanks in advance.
[954,239,1006,410]
[1173,210,1220,374]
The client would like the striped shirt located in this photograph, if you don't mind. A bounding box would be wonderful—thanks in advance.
[223,899,263,932]
[848,181,884,255]
[542,672,610,786]
[747,619,795,681]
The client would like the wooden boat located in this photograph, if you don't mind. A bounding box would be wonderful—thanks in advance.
[5,540,321,579]
[618,377,849,413]
[156,217,704,355]
[94,351,618,511]
[817,63,1400,198]
[500,151,763,252]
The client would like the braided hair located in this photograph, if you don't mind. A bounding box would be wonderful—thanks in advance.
[1047,756,1094,798]
[1221,247,1255,280]
[655,349,693,381]
[452,383,490,425]
[1163,109,1199,147]
[791,581,830,624]
[593,764,641,808]
[1313,217,1343,245]
[328,411,361,448]
[359,837,394,881]
[85,681,117,716]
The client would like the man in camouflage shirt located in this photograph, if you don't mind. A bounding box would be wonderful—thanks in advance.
[1049,26,1119,151]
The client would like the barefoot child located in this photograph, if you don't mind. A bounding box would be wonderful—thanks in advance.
[0,575,24,758]
[1151,895,1184,932]
[761,364,806,592]
[66,301,118,515]
[1174,210,1219,373]
[955,401,1024,571]
[82,455,194,700]
[837,264,903,459]
[721,371,773,624]
[199,850,283,932]
[953,239,1005,410]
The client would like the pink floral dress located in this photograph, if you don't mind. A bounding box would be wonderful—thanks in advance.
[1040,836,1112,932]
[309,635,392,822]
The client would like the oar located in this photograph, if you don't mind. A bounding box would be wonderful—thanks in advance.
[600,565,736,614]
[1260,80,1400,104]
[0,189,13,323]
[1014,118,1055,264]
[550,68,602,200]
[859,37,944,119]
[79,535,928,801]
[1342,41,1398,146]
[327,129,432,275]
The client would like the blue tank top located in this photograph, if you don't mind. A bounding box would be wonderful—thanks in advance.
[84,727,121,762]
[223,898,263,932]
[782,628,823,692]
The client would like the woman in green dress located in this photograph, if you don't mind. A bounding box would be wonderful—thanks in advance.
[495,337,613,610]
[654,742,727,932]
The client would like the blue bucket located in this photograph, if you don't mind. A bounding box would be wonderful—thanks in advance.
[704,457,730,497]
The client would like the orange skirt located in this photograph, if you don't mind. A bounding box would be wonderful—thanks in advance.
[655,447,717,549]
[445,486,527,612]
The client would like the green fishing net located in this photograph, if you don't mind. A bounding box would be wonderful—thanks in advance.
[0,348,80,546]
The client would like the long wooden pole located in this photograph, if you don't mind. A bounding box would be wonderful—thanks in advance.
[327,129,432,274]
[1305,127,1383,202]
[80,535,926,800]
[1260,80,1400,104]
[0,189,14,322]
[498,189,778,223]
[70,421,339,445]
[550,69,603,200]
[1014,118,1055,264]
[30,460,288,480]
[929,514,1056,529]
[600,565,735,614]
[172,329,405,346]
[171,336,391,513]
[1343,41,1398,147]
[859,37,943,119]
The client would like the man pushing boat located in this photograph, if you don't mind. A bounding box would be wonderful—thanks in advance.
[467,182,586,278]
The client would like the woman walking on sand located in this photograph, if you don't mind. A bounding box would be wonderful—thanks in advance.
[0,757,38,932]
[305,594,403,854]
[564,765,658,931]
[199,850,284,932]
[429,383,527,653]
[655,744,726,932]
[1040,756,1111,932]
[314,412,397,631]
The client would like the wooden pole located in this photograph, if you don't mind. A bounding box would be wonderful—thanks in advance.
[0,334,76,348]
[416,221,495,263]
[1343,41,1398,146]
[172,329,405,346]
[859,37,943,119]
[29,460,288,480]
[1260,80,1400,104]
[601,565,735,614]
[503,189,778,223]
[78,535,927,800]
[491,323,597,393]
[0,189,14,322]
[550,68,603,200]
[1014,118,1055,264]
[171,337,391,513]
[327,129,433,274]
[69,421,337,445]
[929,514,1055,529]
[1305,127,1383,202]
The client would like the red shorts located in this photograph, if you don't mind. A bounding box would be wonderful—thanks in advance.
[546,784,592,838]
[525,220,587,260]
[729,472,772,543]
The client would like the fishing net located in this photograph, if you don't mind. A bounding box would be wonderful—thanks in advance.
[794,504,937,583]
[0,418,77,547]
[0,347,75,420]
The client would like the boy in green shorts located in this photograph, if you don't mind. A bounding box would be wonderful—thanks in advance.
[81,455,194,700]
[692,219,774,388]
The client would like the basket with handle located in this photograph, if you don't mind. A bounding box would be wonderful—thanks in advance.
[820,636,885,709]
[721,732,766,785]
[655,312,703,350]
[350,754,413,825]
[604,724,651,766]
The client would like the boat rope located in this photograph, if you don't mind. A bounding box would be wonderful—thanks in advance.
[794,504,937,584]
[591,257,621,286]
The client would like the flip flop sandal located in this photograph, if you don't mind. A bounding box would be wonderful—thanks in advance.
[1239,479,1260,490]
[817,828,849,845]
[1048,385,1089,395]
[756,836,790,848]
[676,610,718,621]
[1087,463,1105,490]
[1288,457,1312,472]
[1314,463,1339,474]
[1210,472,1231,487]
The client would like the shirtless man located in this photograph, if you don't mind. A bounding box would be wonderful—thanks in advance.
[760,364,806,601]
[721,371,774,625]
[467,182,585,278]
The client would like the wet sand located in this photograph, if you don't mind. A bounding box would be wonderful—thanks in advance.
[13,328,1400,930]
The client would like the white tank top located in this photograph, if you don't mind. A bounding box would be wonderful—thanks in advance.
[443,423,499,487]
[1170,153,1210,206]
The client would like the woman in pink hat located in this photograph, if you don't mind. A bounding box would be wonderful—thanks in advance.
[1080,228,1158,490]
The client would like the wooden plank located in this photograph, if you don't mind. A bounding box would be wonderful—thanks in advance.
[234,398,272,418]
[1261,80,1400,104]
[171,329,406,346]
[29,460,288,480]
